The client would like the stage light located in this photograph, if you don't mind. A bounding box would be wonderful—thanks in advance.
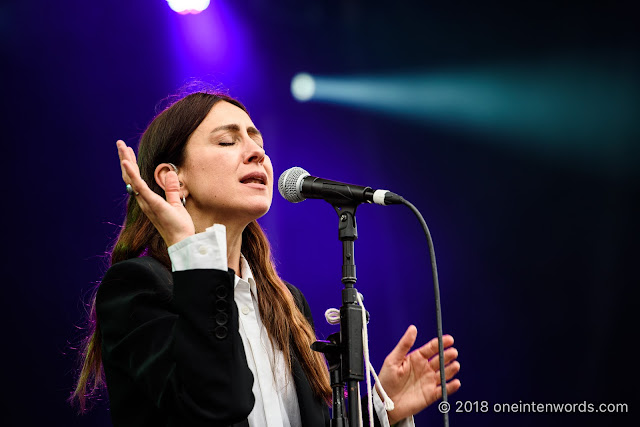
[167,0,210,15]
[291,73,315,102]
[290,62,638,149]
[289,60,640,173]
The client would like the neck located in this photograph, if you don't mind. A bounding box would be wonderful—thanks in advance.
[189,209,247,277]
[224,222,244,277]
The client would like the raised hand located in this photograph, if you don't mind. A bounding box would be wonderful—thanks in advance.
[377,326,461,424]
[117,140,195,247]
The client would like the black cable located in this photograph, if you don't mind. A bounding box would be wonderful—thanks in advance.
[400,197,449,427]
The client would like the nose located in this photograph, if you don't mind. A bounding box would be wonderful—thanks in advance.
[244,139,265,165]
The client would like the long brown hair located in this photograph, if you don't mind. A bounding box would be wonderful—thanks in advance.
[71,91,331,412]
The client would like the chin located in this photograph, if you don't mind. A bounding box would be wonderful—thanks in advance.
[245,202,272,221]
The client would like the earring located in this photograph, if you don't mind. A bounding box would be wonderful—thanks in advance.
[181,194,186,206]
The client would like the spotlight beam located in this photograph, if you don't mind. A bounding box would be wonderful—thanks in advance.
[291,61,639,153]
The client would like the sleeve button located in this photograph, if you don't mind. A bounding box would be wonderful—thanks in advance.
[215,312,228,325]
[215,299,228,311]
[214,326,228,339]
[215,286,228,299]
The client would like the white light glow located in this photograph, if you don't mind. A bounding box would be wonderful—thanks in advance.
[291,73,315,102]
[167,0,210,15]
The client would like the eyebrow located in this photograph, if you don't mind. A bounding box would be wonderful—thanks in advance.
[210,124,262,137]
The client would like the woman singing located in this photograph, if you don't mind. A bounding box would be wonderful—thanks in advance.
[71,91,461,426]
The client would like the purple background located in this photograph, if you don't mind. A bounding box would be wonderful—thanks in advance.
[2,1,637,426]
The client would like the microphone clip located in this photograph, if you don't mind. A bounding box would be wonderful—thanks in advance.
[334,204,359,242]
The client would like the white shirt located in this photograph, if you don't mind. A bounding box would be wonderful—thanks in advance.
[168,224,413,427]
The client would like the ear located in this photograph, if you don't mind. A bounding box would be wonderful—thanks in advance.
[154,163,187,196]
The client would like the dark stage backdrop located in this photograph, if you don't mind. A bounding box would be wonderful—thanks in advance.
[2,1,637,426]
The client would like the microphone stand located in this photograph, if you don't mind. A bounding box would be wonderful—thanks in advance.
[312,203,364,427]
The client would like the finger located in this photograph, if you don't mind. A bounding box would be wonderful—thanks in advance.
[164,171,182,206]
[117,140,137,165]
[429,347,459,371]
[117,140,131,182]
[127,146,137,164]
[122,159,153,202]
[435,361,461,384]
[446,379,462,396]
[434,379,462,400]
[386,325,417,365]
[116,140,126,161]
[418,334,454,360]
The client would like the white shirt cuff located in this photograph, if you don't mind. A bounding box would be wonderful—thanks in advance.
[373,387,415,427]
[167,224,228,272]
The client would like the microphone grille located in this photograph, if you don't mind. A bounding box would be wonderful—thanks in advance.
[278,167,310,203]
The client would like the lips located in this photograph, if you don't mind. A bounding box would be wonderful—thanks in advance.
[240,171,268,186]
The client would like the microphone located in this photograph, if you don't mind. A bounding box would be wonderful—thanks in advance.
[278,167,403,206]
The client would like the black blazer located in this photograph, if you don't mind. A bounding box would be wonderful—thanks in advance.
[97,256,382,427]
[97,256,335,427]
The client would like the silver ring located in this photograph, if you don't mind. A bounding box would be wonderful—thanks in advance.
[126,184,139,196]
